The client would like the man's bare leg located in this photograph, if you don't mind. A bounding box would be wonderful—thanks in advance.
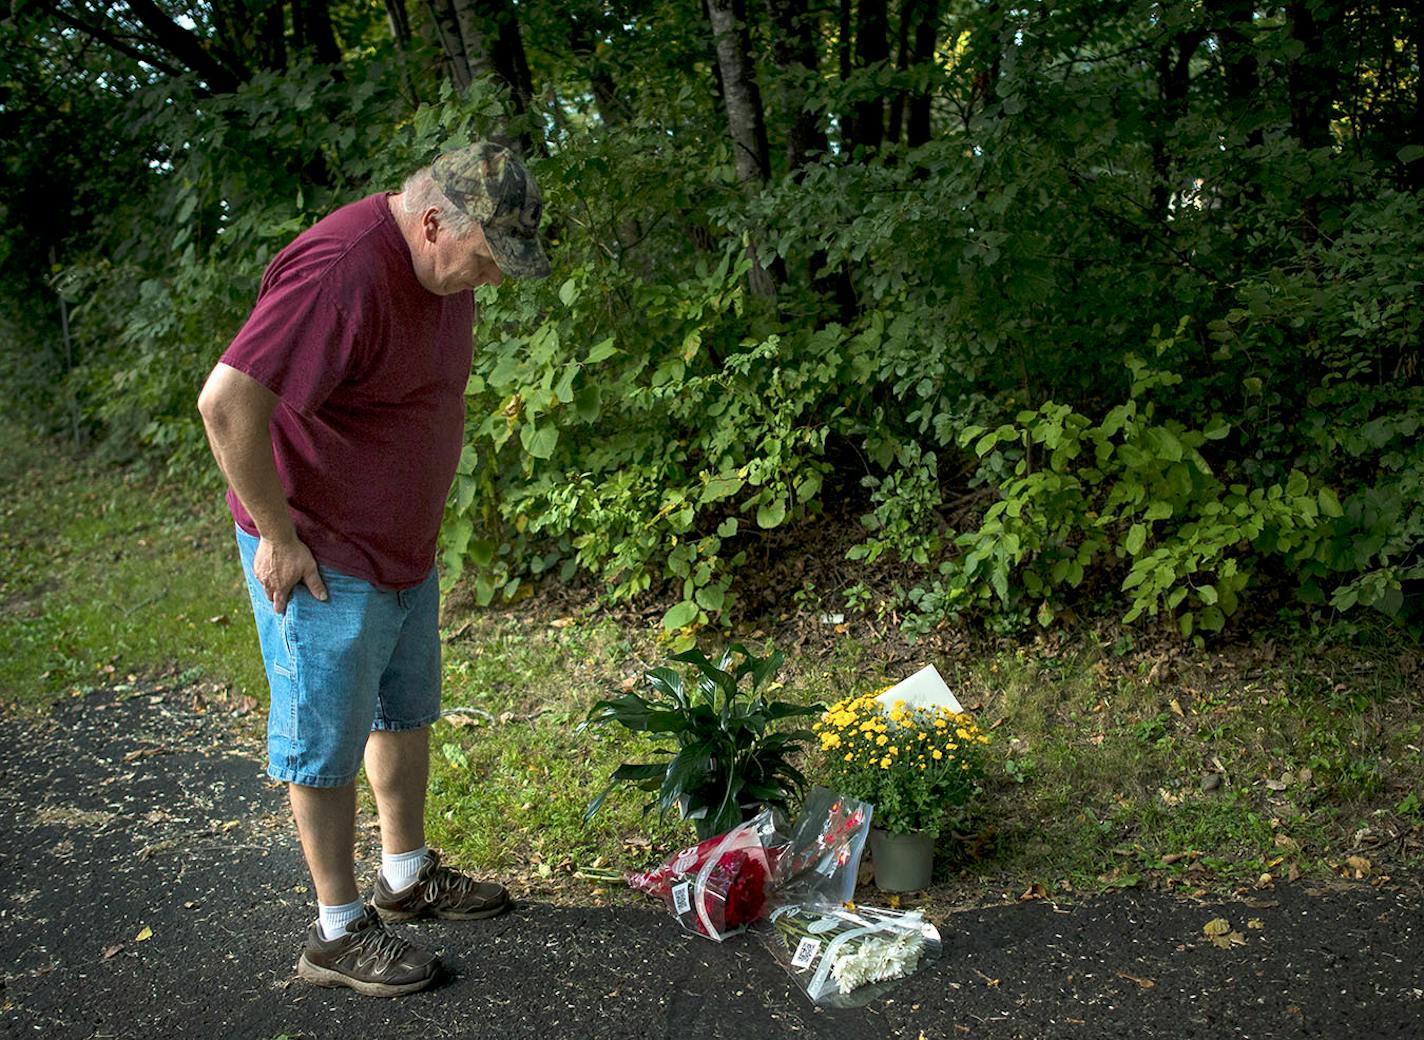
[365,727,430,856]
[288,782,359,905]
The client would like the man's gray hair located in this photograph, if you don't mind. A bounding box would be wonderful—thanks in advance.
[400,167,476,237]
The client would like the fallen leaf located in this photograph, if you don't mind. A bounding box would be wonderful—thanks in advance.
[1116,971,1155,989]
[974,969,1000,987]
[1346,855,1372,878]
[1286,863,1302,881]
[1247,918,1264,930]
[550,617,574,629]
[206,614,230,626]
[1203,918,1231,938]
[134,926,152,942]
[1160,852,1186,864]
[1169,698,1184,717]
[102,944,123,959]
[1019,883,1048,901]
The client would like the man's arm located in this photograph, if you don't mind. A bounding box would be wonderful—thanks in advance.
[197,362,328,614]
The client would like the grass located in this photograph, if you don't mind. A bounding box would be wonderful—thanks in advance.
[3,417,1421,909]
[0,423,266,707]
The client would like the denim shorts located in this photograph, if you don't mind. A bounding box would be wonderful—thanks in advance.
[236,527,441,788]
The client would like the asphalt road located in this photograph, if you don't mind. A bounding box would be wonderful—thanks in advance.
[2,687,1420,1040]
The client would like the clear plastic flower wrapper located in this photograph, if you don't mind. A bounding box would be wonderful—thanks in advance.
[625,809,781,941]
[770,787,873,905]
[762,902,943,1007]
[624,789,873,942]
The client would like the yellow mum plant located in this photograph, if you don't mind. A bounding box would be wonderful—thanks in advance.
[813,691,990,838]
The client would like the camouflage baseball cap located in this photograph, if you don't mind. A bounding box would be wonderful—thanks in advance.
[431,142,551,280]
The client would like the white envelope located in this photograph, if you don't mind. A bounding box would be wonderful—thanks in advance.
[874,664,964,715]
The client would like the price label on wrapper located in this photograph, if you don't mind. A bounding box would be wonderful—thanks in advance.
[792,937,822,969]
[672,882,692,915]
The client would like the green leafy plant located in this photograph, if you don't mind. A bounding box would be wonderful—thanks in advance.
[579,643,821,839]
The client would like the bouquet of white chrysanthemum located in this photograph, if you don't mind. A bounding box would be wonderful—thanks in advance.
[763,901,941,1006]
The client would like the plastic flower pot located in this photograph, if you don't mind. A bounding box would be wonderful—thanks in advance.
[869,828,934,892]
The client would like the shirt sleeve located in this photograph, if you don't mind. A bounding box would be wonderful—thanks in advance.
[220,265,359,418]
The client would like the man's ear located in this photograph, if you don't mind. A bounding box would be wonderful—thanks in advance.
[421,207,441,243]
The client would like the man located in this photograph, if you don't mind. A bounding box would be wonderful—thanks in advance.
[197,142,550,997]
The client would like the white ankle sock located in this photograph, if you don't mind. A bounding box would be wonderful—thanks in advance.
[381,846,430,893]
[317,897,366,941]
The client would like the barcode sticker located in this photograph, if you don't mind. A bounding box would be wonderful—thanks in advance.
[792,937,821,968]
[672,882,691,915]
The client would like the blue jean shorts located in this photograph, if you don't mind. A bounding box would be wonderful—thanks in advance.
[236,527,441,788]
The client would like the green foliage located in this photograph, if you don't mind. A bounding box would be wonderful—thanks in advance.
[929,334,1337,640]
[4,0,1421,640]
[578,642,820,838]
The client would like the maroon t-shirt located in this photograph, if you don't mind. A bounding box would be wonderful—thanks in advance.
[221,193,474,589]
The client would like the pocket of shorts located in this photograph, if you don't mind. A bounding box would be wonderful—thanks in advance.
[277,595,300,676]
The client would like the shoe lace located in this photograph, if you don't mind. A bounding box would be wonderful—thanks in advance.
[346,909,411,973]
[420,851,482,904]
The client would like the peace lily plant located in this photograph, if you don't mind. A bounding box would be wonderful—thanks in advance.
[580,642,821,839]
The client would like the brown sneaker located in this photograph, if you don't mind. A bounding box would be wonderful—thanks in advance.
[372,849,510,922]
[295,906,438,997]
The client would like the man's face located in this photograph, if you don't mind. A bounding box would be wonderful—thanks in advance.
[421,213,504,295]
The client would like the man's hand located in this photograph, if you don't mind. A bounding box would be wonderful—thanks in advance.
[254,535,329,614]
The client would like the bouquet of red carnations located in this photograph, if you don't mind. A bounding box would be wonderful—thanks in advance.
[625,809,781,941]
[625,789,873,942]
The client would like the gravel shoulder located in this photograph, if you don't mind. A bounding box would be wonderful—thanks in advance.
[2,687,1421,1040]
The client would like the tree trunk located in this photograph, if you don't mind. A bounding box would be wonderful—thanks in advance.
[887,0,939,147]
[1152,31,1201,222]
[765,0,853,319]
[765,0,828,172]
[424,0,472,91]
[1286,0,1340,152]
[258,0,288,71]
[449,0,496,82]
[481,0,541,156]
[568,13,626,129]
[1412,6,1424,191]
[706,0,777,298]
[853,0,890,153]
[837,0,854,144]
[906,0,937,147]
[384,0,412,49]
[300,0,344,65]
[1206,0,1260,149]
